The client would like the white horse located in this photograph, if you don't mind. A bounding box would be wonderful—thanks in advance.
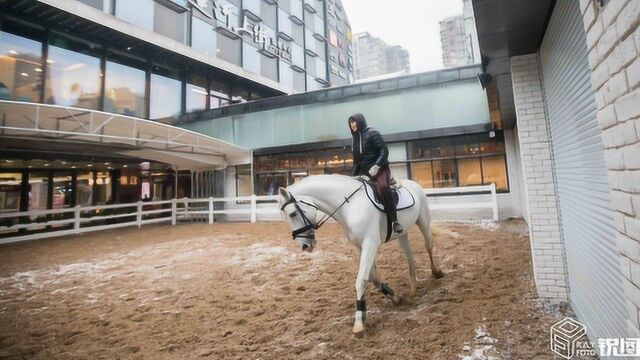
[277,174,443,337]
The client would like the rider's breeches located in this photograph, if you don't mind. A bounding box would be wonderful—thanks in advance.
[374,166,397,222]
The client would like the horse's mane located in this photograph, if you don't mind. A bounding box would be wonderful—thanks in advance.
[288,174,359,192]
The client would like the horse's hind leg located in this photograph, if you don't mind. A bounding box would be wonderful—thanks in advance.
[369,264,402,305]
[417,210,444,279]
[398,233,417,296]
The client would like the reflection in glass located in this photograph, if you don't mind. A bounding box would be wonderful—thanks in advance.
[236,165,252,196]
[95,171,112,204]
[0,31,43,102]
[458,158,482,186]
[482,156,508,191]
[192,17,217,57]
[45,44,102,110]
[150,73,182,120]
[76,172,94,206]
[104,61,147,117]
[432,159,456,188]
[28,172,49,213]
[155,3,186,43]
[0,172,22,212]
[411,162,433,188]
[186,75,208,112]
[52,172,72,209]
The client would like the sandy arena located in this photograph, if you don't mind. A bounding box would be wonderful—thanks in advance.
[0,220,569,359]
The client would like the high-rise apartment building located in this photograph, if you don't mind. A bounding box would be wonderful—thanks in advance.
[352,32,410,80]
[440,0,480,67]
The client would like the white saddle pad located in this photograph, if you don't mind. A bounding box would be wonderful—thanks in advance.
[363,182,416,212]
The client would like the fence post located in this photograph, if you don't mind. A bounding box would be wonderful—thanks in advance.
[171,198,177,226]
[208,197,214,224]
[250,194,257,223]
[74,205,81,234]
[490,183,498,222]
[137,201,143,228]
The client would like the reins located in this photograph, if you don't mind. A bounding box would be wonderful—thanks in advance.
[281,183,364,239]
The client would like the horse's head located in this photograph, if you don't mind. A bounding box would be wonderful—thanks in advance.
[278,187,318,253]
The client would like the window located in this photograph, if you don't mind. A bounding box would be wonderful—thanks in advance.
[95,171,112,204]
[76,172,94,206]
[242,42,261,74]
[291,22,304,45]
[209,79,230,108]
[45,35,102,110]
[410,162,433,188]
[104,58,147,117]
[217,33,241,65]
[279,61,294,88]
[407,132,509,191]
[155,3,187,42]
[432,159,456,188]
[150,69,182,120]
[78,0,103,10]
[261,1,277,28]
[482,156,508,191]
[261,54,278,81]
[236,165,252,196]
[458,158,482,186]
[29,172,49,214]
[192,16,217,57]
[186,75,208,112]
[0,30,43,102]
[115,0,154,31]
[0,172,22,212]
[292,68,305,91]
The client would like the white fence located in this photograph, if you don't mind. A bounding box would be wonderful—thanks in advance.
[0,184,497,244]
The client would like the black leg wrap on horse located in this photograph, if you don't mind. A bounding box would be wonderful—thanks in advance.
[380,283,395,298]
[356,299,366,312]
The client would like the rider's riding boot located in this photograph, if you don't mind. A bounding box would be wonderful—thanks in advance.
[393,220,404,234]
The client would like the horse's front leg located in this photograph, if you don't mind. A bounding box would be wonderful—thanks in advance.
[353,238,379,338]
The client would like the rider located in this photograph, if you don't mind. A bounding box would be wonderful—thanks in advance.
[348,113,403,234]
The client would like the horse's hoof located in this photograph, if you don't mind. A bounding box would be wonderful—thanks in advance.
[352,328,365,338]
[433,270,445,279]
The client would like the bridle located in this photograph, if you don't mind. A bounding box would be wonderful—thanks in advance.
[280,184,363,240]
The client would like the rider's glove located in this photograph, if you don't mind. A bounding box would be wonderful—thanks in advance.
[368,164,381,177]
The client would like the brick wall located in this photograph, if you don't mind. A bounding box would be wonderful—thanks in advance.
[580,0,640,337]
[511,54,569,302]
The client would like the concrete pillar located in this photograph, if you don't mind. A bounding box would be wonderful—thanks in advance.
[511,54,569,303]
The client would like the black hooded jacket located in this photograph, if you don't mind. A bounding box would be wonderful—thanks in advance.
[348,113,389,176]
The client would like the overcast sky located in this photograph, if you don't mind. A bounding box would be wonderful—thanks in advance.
[342,0,463,73]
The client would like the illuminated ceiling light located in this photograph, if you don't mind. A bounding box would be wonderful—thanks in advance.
[87,164,93,167]
[28,165,33,168]
[34,68,42,72]
[104,162,110,165]
[46,59,54,64]
[9,50,17,55]
[20,72,28,77]
[61,161,67,164]
[63,63,86,72]
[71,166,76,169]
[44,163,50,167]
[126,46,132,51]
[123,165,128,168]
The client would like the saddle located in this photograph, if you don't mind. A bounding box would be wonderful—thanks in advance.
[362,180,416,213]
[357,177,416,243]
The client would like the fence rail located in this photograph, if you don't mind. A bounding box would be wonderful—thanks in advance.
[0,184,497,244]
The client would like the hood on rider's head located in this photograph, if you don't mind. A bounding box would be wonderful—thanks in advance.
[348,113,368,135]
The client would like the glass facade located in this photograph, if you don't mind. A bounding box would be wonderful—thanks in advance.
[150,71,182,120]
[251,132,509,196]
[186,75,208,112]
[0,30,43,102]
[0,173,21,213]
[104,58,147,117]
[45,35,102,110]
[408,132,509,191]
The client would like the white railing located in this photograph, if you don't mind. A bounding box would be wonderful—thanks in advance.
[424,183,498,222]
[0,195,279,244]
[0,184,498,244]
